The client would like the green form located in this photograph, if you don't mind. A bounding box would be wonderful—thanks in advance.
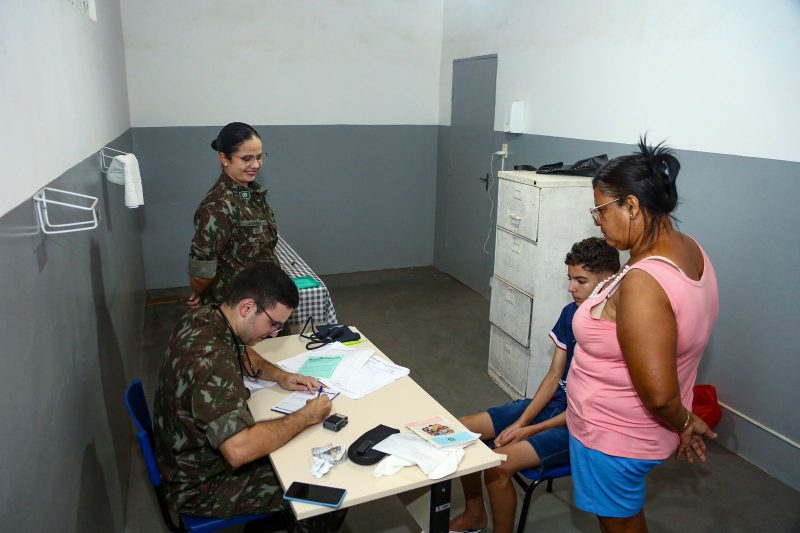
[298,354,343,379]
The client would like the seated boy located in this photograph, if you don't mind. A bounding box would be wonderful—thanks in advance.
[449,237,619,533]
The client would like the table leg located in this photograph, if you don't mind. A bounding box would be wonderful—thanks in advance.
[428,479,451,533]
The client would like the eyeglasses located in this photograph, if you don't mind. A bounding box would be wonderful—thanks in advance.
[234,152,268,164]
[256,303,285,334]
[589,197,622,223]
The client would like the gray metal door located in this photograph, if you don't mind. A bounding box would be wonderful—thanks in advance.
[441,55,498,298]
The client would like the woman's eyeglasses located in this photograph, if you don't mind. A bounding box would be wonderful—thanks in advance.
[589,197,622,223]
[234,152,268,164]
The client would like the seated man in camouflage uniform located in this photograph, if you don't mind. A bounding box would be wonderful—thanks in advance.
[154,262,338,530]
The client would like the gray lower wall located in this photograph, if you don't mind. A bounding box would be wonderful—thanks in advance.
[435,129,800,490]
[133,125,439,290]
[0,131,146,530]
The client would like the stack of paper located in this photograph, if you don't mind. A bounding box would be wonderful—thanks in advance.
[276,342,410,399]
[334,356,409,399]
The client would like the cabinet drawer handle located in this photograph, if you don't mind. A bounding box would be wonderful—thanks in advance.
[504,287,514,303]
[512,241,521,254]
[509,214,522,222]
[513,188,523,200]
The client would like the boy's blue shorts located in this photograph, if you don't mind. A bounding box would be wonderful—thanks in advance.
[486,397,569,473]
[569,434,663,517]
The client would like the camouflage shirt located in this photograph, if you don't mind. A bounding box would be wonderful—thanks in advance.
[153,306,283,518]
[188,173,279,304]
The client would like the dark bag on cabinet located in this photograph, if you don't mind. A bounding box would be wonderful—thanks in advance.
[536,154,608,176]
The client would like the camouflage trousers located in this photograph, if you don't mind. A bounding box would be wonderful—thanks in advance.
[174,457,284,519]
[173,458,346,531]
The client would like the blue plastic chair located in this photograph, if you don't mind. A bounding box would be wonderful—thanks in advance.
[125,379,272,532]
[512,464,571,533]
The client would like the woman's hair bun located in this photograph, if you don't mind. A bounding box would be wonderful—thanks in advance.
[212,122,261,156]
[635,136,679,214]
[638,137,680,187]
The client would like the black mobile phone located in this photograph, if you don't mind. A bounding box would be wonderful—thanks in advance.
[283,481,347,508]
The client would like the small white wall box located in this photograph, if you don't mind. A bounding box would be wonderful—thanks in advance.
[503,100,525,133]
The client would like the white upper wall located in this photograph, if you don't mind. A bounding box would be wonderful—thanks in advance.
[0,0,131,218]
[121,0,444,127]
[440,0,800,162]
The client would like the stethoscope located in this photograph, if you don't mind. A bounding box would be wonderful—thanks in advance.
[212,303,245,356]
[211,304,252,397]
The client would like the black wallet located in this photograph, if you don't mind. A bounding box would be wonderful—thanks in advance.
[347,424,399,465]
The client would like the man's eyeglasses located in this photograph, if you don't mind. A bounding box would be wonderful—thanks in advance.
[234,152,268,164]
[256,303,285,334]
[589,197,622,223]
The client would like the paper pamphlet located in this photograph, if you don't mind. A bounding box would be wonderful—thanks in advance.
[405,416,480,448]
[271,390,339,415]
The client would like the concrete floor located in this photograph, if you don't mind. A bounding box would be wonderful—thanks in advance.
[127,267,799,532]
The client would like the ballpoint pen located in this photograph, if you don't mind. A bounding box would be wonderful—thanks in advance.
[317,385,324,398]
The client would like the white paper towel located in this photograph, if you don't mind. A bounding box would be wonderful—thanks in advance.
[107,153,144,208]
[372,432,466,479]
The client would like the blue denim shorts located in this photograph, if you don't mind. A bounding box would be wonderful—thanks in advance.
[569,434,663,518]
[486,397,569,473]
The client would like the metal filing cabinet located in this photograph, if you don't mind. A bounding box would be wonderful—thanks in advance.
[488,171,598,398]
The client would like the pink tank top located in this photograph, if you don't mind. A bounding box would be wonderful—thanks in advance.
[566,240,719,459]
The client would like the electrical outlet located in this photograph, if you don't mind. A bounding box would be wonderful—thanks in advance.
[501,144,509,159]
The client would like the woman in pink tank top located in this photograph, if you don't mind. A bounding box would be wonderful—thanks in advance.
[566,137,720,532]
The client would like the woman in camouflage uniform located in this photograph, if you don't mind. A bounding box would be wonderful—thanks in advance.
[188,122,279,307]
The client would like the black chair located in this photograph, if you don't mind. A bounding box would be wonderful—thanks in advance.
[512,464,571,533]
[124,379,272,532]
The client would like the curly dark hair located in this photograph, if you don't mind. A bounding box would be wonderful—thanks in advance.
[565,237,620,274]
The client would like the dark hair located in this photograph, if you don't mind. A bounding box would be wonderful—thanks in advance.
[211,122,261,157]
[223,262,299,311]
[592,136,681,246]
[565,237,620,274]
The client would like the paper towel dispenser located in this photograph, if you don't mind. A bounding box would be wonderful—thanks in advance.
[503,100,525,134]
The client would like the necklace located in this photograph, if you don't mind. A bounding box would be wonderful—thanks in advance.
[590,265,631,299]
